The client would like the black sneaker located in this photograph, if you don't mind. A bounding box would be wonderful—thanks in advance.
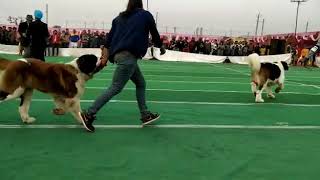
[141,112,161,126]
[79,112,96,132]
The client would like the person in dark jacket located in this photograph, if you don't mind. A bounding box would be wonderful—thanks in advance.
[27,10,50,61]
[80,0,166,132]
[18,15,33,57]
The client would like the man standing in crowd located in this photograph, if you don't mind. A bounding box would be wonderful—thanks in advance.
[195,38,205,54]
[69,29,80,48]
[18,15,33,57]
[60,29,70,48]
[80,0,166,132]
[304,39,320,68]
[27,10,50,61]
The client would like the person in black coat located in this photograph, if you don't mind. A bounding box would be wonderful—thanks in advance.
[18,15,33,57]
[27,10,50,61]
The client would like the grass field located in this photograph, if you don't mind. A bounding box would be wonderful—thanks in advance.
[0,53,320,180]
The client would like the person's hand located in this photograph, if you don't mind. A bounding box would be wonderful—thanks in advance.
[160,46,166,55]
[100,46,109,67]
[100,57,108,67]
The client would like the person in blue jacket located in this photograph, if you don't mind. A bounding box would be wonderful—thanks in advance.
[80,0,166,132]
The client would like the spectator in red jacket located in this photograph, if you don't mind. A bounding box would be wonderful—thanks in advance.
[50,30,61,56]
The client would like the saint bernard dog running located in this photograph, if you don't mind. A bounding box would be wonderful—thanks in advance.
[0,55,103,124]
[248,53,289,103]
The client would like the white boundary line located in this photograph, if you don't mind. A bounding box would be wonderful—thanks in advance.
[94,78,251,85]
[287,80,320,89]
[97,72,320,81]
[85,87,320,95]
[92,78,310,87]
[1,124,320,130]
[97,73,249,79]
[102,69,320,79]
[29,99,320,107]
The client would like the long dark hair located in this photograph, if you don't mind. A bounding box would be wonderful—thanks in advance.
[120,0,143,18]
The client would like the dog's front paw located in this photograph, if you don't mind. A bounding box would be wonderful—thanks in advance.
[23,117,36,124]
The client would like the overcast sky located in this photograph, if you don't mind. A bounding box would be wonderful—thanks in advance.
[0,0,319,36]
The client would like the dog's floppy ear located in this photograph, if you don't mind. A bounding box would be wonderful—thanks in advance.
[76,54,98,75]
[281,61,289,71]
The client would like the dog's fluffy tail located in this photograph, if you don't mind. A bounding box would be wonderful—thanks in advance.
[247,53,261,73]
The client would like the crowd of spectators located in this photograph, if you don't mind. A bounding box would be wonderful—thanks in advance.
[161,36,267,56]
[0,26,108,56]
[0,25,280,57]
[0,26,19,45]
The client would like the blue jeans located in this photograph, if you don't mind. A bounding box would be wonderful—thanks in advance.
[87,51,148,116]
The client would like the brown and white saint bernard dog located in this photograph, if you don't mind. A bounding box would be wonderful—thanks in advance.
[248,53,289,103]
[0,55,102,124]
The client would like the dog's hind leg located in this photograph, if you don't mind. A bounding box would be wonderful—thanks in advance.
[19,89,36,124]
[0,87,25,102]
[0,87,25,106]
[0,91,9,102]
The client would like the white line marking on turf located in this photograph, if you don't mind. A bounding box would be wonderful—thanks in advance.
[1,124,320,130]
[287,80,320,90]
[105,68,320,79]
[85,87,320,95]
[92,78,315,87]
[94,78,251,85]
[97,73,249,79]
[29,99,320,107]
[221,67,249,76]
[97,73,320,81]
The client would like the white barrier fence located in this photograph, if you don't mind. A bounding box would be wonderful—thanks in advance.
[1,44,318,64]
[150,47,293,64]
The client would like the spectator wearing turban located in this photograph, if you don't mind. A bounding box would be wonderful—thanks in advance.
[27,10,50,61]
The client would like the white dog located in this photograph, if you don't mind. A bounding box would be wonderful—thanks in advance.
[248,53,289,103]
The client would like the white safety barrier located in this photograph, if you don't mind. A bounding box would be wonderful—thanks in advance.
[150,47,292,64]
[0,44,19,54]
[0,44,315,65]
[228,54,292,64]
[150,47,226,63]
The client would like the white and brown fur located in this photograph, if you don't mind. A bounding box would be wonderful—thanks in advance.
[0,55,102,124]
[248,53,289,103]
